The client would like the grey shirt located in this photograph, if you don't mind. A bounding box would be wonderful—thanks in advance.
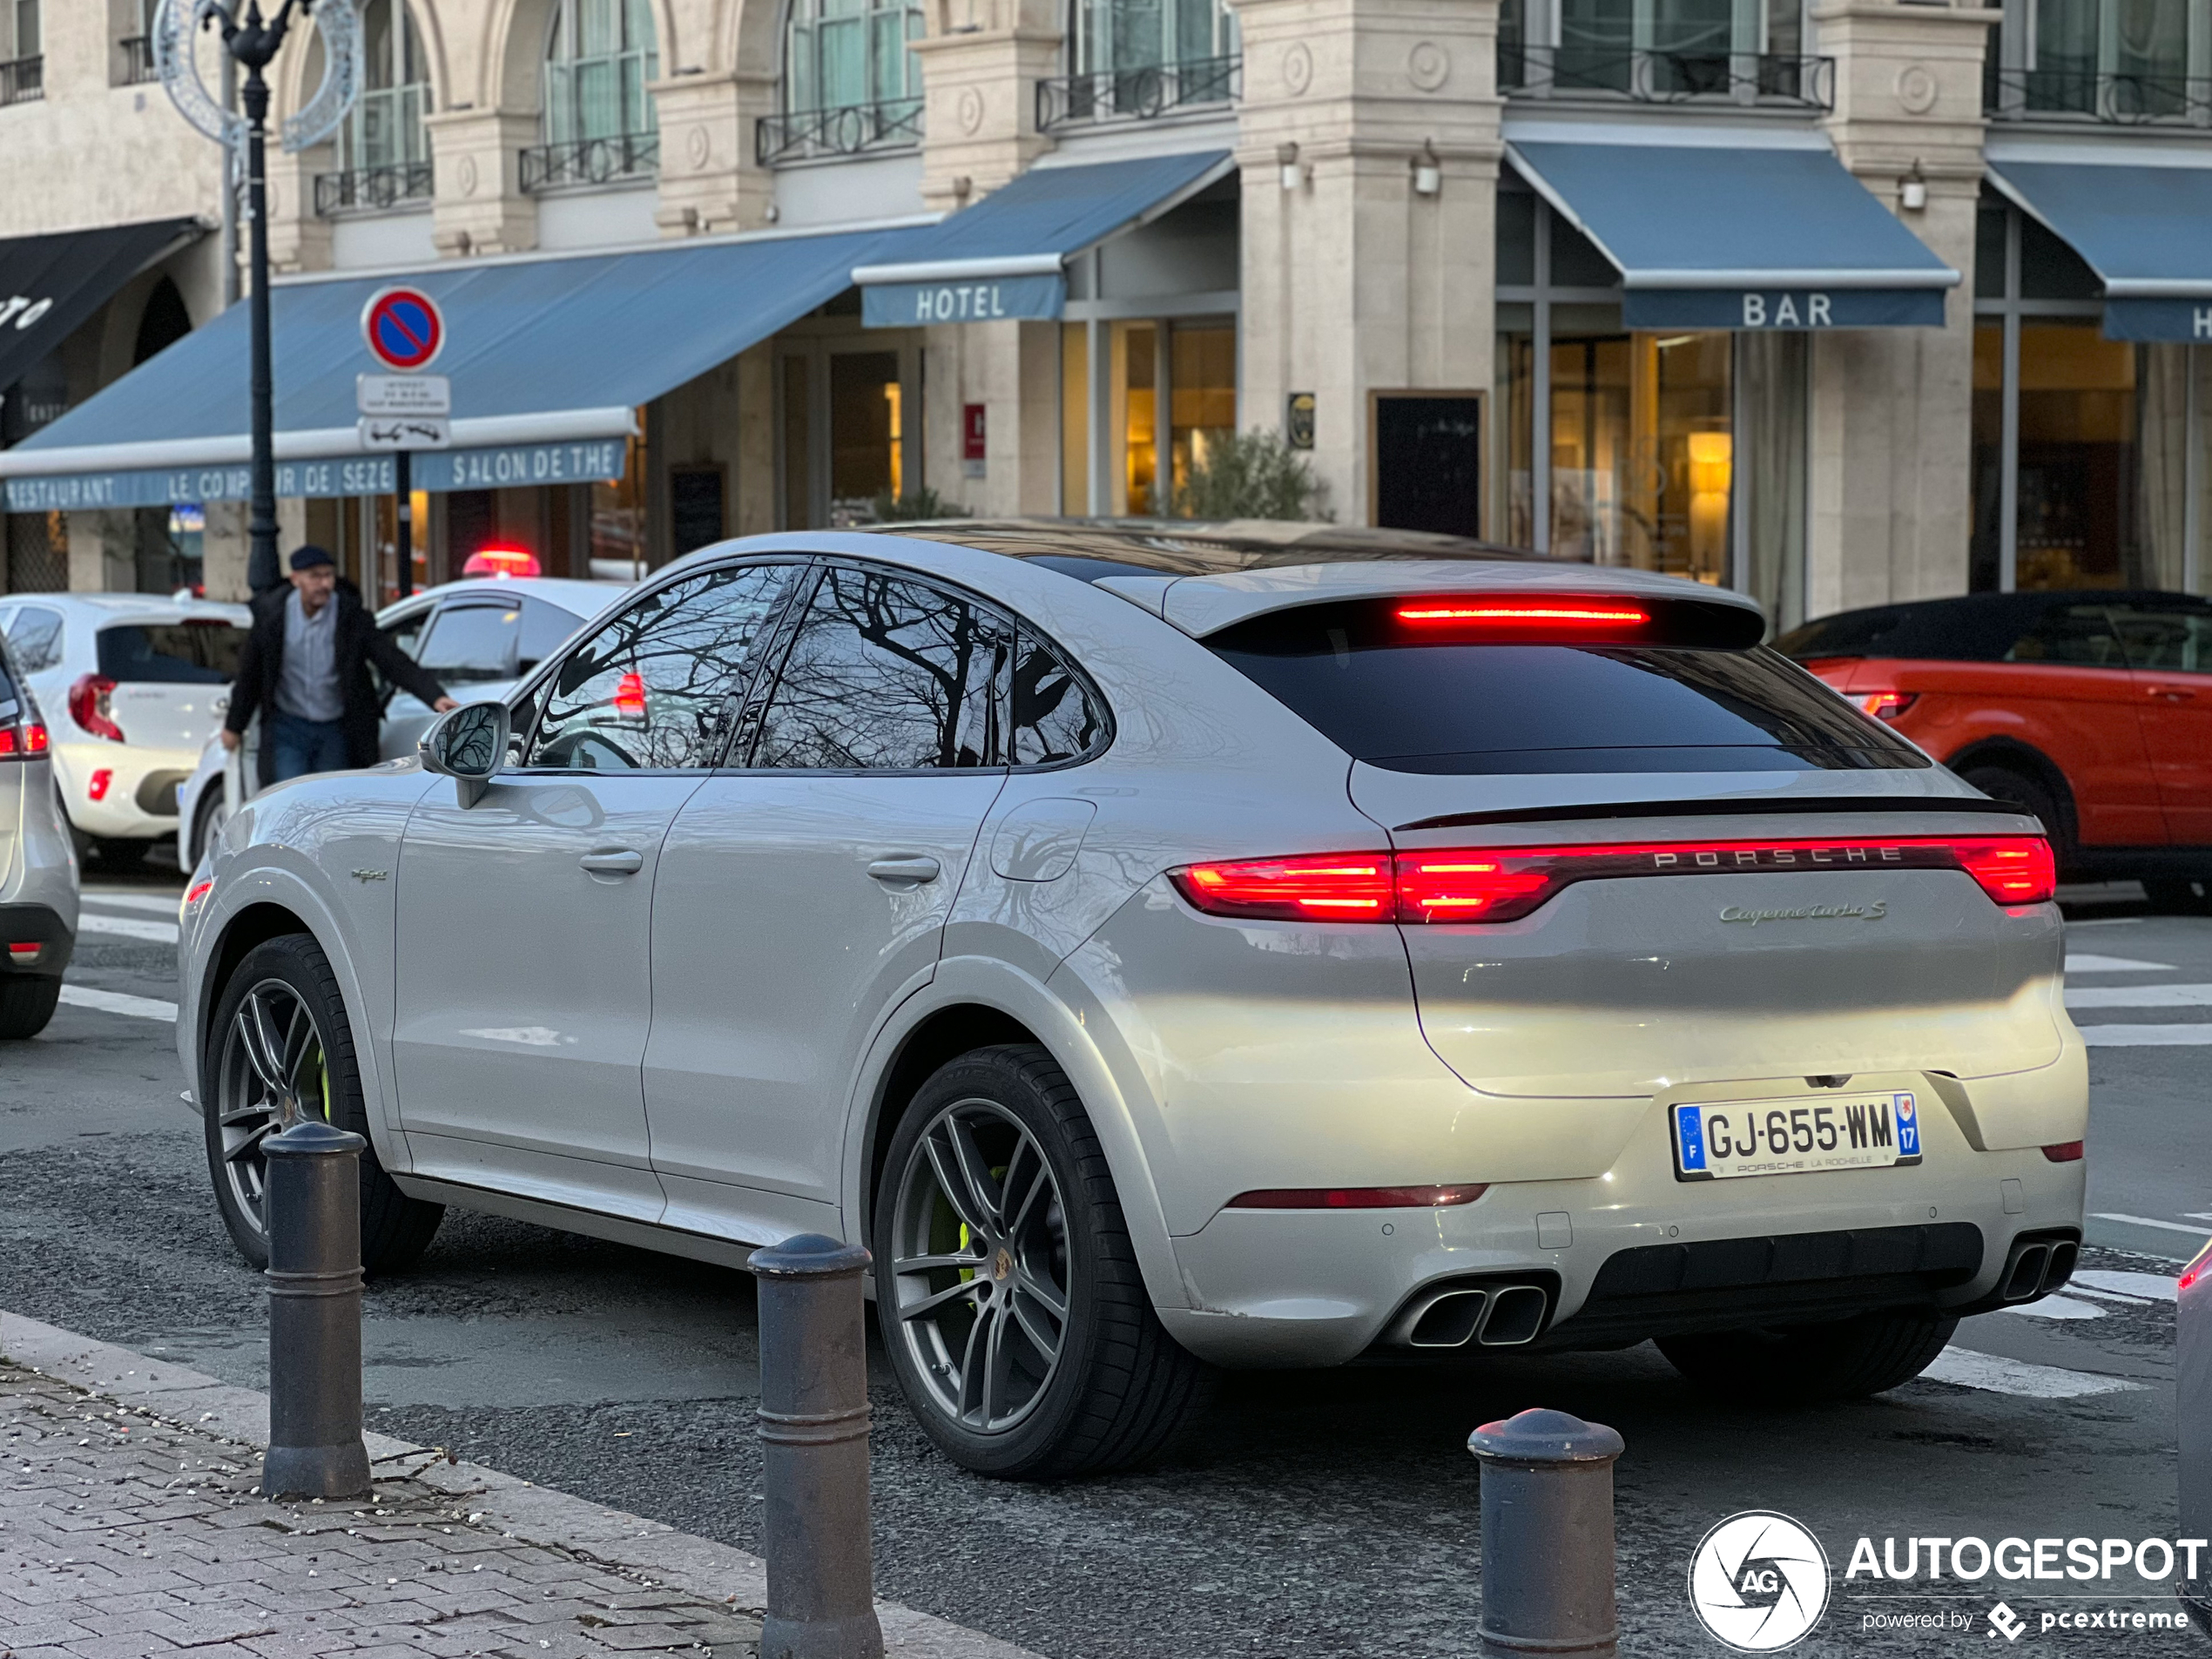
[274,589,344,723]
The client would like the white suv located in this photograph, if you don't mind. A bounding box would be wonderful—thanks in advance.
[178,526,2088,1479]
[0,594,250,868]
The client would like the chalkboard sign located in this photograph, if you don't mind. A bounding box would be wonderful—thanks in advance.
[1373,395,1481,539]
[671,466,726,557]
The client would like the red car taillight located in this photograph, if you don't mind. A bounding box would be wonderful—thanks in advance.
[1854,690,1919,720]
[1171,834,2060,925]
[68,674,125,743]
[0,718,49,759]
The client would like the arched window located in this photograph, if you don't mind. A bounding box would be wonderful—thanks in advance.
[770,0,924,159]
[545,0,659,146]
[331,0,431,206]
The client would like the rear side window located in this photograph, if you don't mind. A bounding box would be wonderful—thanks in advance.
[2004,605,2128,668]
[1010,630,1107,765]
[1207,601,1928,774]
[747,565,1006,772]
[96,622,246,685]
[2108,602,2212,674]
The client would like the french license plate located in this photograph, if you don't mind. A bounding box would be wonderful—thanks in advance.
[1672,1091,1921,1181]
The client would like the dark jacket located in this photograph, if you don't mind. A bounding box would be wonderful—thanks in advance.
[226,578,448,786]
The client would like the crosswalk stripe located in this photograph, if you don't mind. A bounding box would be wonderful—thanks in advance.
[2065,953,2177,973]
[77,914,179,945]
[2077,1024,2212,1046]
[78,889,185,917]
[57,985,178,1022]
[2089,1211,2212,1241]
[1921,1346,2147,1399]
[2067,981,2212,1008]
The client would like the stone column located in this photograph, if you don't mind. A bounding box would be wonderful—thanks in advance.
[427,111,541,257]
[652,70,779,237]
[268,139,336,274]
[64,511,135,592]
[1231,0,1503,525]
[1809,0,1995,614]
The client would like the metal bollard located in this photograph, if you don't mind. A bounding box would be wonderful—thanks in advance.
[260,1120,373,1501]
[748,1234,885,1659]
[1467,1406,1626,1659]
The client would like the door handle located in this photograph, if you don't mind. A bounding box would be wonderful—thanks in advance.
[867,854,942,887]
[580,847,645,876]
[2148,685,2199,701]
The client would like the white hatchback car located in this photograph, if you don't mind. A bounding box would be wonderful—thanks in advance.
[0,594,251,867]
[178,526,2087,1479]
[172,576,624,867]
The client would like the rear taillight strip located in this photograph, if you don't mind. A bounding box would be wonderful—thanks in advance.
[1170,835,2057,925]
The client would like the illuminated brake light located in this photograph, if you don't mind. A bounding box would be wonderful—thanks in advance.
[2040,1141,2084,1163]
[1855,691,1918,720]
[611,671,648,720]
[1226,1184,1488,1210]
[0,721,45,759]
[1170,853,1392,921]
[462,546,542,579]
[1397,600,1649,626]
[87,768,114,803]
[1170,834,2058,926]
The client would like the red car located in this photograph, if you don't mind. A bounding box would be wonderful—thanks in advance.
[1777,590,2212,912]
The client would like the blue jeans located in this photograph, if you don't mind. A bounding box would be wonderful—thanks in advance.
[268,710,349,782]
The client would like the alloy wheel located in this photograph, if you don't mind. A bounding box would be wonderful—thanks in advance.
[887,1097,1070,1435]
[213,977,329,1238]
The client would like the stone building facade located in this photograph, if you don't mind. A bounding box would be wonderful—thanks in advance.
[3,0,2210,624]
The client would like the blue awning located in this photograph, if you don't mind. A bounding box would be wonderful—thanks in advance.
[1507,140,1959,330]
[0,219,930,512]
[1988,160,2212,342]
[853,151,1234,327]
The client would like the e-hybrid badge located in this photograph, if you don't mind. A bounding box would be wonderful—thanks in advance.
[1673,1092,1921,1181]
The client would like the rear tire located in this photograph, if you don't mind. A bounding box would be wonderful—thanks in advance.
[873,1043,1208,1480]
[188,792,229,870]
[0,977,61,1040]
[202,933,444,1276]
[1656,1308,1957,1402]
[2144,877,2212,915]
[1959,765,2071,868]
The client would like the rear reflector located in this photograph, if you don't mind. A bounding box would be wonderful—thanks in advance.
[184,879,214,908]
[1172,834,2058,925]
[2040,1141,2085,1163]
[1226,1184,1488,1210]
[87,768,114,802]
[7,942,40,965]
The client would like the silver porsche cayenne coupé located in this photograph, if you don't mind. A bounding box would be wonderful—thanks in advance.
[178,523,2087,1479]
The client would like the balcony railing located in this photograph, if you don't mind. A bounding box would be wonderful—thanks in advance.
[1036,54,1241,132]
[314,162,435,216]
[1986,65,2212,124]
[118,35,158,85]
[0,55,42,106]
[519,132,659,192]
[1500,44,1835,110]
[757,98,923,165]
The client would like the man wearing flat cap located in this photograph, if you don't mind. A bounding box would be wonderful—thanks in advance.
[222,546,457,785]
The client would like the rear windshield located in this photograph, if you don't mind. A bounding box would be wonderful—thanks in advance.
[97,622,247,685]
[1209,604,1928,774]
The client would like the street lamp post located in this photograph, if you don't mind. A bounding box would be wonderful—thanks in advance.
[156,0,360,597]
[213,1,311,597]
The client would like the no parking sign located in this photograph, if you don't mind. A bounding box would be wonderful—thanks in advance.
[361,287,445,372]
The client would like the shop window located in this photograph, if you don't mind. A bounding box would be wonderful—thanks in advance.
[779,346,914,529]
[1971,196,2207,592]
[323,0,432,211]
[772,0,923,158]
[532,0,659,187]
[1058,320,1235,517]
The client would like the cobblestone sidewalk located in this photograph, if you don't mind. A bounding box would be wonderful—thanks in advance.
[0,1314,1038,1659]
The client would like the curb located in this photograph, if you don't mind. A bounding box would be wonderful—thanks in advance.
[0,1308,1044,1659]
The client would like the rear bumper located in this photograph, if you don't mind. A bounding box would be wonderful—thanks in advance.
[51,741,199,839]
[0,901,74,978]
[1157,1112,2086,1368]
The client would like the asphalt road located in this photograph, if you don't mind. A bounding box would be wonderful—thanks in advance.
[3,859,2203,1658]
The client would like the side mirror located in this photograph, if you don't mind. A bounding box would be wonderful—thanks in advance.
[420,701,510,808]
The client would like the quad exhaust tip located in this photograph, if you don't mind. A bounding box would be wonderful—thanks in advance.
[1396,1281,1551,1349]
